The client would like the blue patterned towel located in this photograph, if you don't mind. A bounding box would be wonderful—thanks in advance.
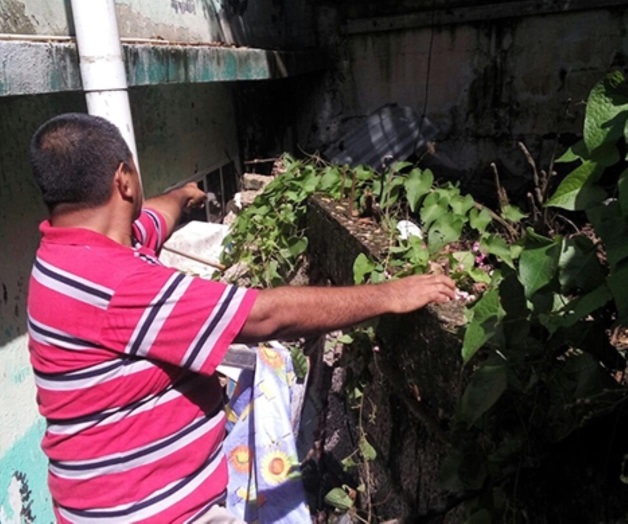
[224,342,310,523]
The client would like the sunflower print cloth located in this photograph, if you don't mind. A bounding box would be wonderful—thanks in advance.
[224,342,309,522]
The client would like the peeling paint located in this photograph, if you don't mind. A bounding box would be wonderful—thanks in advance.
[0,420,51,523]
[0,0,37,34]
[0,0,69,35]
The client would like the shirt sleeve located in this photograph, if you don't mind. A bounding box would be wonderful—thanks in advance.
[100,263,258,376]
[132,208,168,251]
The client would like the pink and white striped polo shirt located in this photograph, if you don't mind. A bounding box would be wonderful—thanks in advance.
[27,209,257,523]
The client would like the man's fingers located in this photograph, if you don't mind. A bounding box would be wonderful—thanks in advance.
[431,274,457,290]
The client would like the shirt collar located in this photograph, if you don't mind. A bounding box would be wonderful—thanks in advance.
[39,220,130,250]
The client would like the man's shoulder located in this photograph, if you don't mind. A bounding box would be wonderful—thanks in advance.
[33,236,171,296]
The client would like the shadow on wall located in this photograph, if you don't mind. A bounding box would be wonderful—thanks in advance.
[198,0,314,50]
[202,0,251,46]
[0,93,86,349]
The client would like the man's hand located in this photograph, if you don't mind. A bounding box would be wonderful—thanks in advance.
[143,183,209,239]
[180,183,208,212]
[236,274,457,343]
[384,273,456,314]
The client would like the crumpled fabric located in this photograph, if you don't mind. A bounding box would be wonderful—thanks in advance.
[224,342,310,523]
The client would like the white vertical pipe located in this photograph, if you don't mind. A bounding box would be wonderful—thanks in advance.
[69,0,140,177]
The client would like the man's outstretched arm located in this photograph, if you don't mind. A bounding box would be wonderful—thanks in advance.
[143,183,207,238]
[235,273,457,343]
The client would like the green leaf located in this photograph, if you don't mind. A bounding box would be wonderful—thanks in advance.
[587,201,628,270]
[565,352,611,400]
[264,260,281,287]
[283,190,302,203]
[469,208,492,234]
[468,268,493,284]
[591,141,622,167]
[462,289,506,362]
[481,234,514,268]
[355,165,374,182]
[509,244,523,263]
[353,253,375,284]
[584,70,628,154]
[337,334,354,344]
[350,387,363,400]
[404,168,433,212]
[407,236,429,267]
[381,175,405,209]
[369,266,387,283]
[301,173,319,194]
[427,215,465,253]
[420,192,447,229]
[452,251,475,273]
[341,455,359,470]
[324,487,354,511]
[391,161,412,172]
[319,166,342,192]
[546,284,612,331]
[501,204,527,223]
[359,436,377,461]
[545,159,606,211]
[290,345,309,380]
[288,237,308,257]
[459,363,508,428]
[518,235,562,298]
[555,139,588,164]
[450,193,475,216]
[558,236,605,293]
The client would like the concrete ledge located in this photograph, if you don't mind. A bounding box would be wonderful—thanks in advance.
[305,193,467,517]
[0,40,326,97]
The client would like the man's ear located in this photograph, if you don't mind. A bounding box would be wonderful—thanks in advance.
[113,162,133,200]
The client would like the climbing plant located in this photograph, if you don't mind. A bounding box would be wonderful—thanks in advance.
[221,71,628,521]
[441,70,628,522]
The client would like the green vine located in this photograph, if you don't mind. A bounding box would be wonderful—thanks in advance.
[442,71,628,522]
[221,71,628,522]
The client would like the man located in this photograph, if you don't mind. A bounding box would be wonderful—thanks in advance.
[27,113,456,523]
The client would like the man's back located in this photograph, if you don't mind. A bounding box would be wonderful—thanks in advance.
[28,210,256,523]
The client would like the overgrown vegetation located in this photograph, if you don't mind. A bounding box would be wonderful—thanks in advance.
[221,71,628,522]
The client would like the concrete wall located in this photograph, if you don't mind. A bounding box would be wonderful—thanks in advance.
[0,81,239,520]
[0,0,315,49]
[317,4,628,199]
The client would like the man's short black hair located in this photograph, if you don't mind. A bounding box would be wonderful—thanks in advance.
[29,113,133,210]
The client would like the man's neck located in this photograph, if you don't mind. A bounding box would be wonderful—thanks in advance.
[50,204,134,247]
